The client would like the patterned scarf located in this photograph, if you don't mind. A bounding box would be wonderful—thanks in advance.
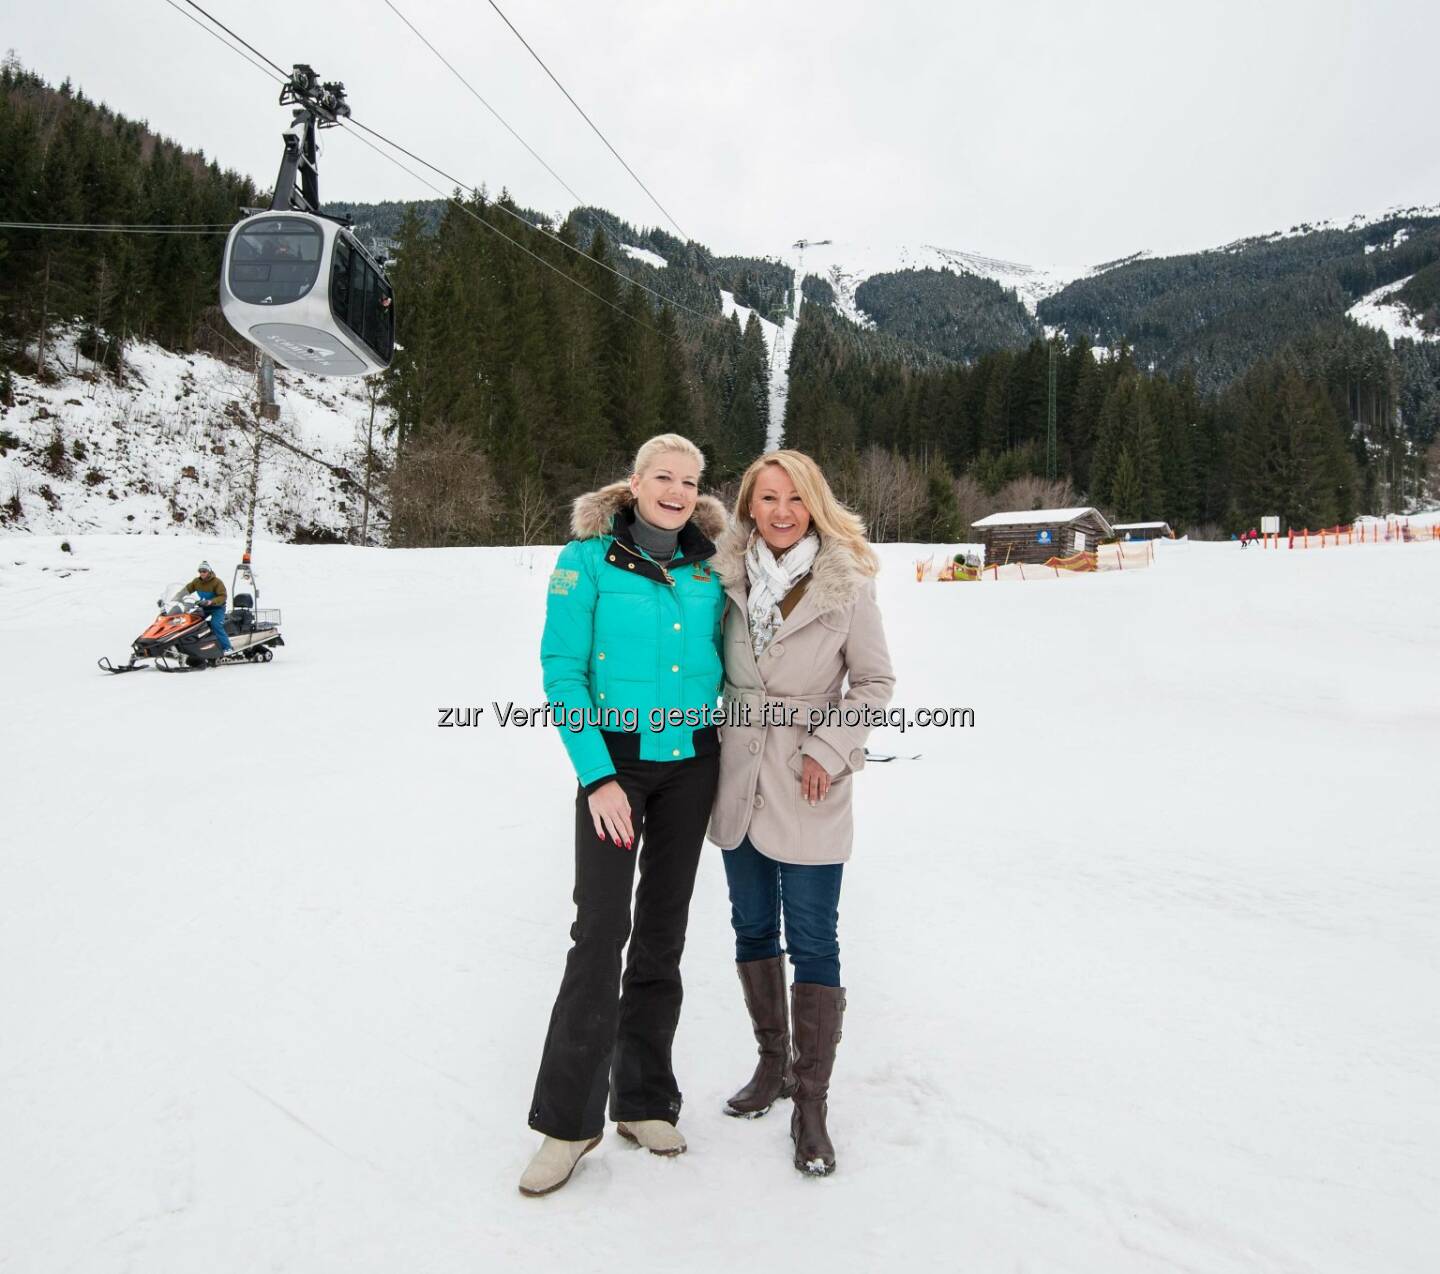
[744,530,820,658]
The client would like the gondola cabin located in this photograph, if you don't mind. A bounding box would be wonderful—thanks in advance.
[221,212,394,377]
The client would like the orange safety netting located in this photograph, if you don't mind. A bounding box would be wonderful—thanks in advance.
[1269,520,1440,549]
[1044,551,1097,572]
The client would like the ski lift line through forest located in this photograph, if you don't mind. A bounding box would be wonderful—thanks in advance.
[335,118,662,338]
[481,0,691,244]
[381,0,586,209]
[170,0,726,333]
[161,0,289,87]
[340,116,724,330]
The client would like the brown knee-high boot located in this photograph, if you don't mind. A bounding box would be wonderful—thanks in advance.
[724,956,798,1117]
[790,982,845,1176]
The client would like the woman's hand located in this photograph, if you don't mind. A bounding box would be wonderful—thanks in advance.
[588,780,635,849]
[799,755,832,806]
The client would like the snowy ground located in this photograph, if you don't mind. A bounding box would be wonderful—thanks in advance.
[1347,277,1438,346]
[0,335,391,541]
[2,534,1438,1273]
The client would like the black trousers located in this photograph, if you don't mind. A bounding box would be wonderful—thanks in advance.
[528,753,719,1140]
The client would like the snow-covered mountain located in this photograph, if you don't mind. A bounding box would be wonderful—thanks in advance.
[0,334,393,542]
[776,239,1091,321]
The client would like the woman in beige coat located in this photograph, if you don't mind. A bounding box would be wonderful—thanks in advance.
[708,450,895,1176]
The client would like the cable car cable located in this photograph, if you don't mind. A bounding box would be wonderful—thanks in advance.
[335,118,659,336]
[382,0,586,209]
[373,4,725,327]
[161,0,287,85]
[0,222,230,234]
[179,0,289,79]
[343,116,720,328]
[481,0,691,242]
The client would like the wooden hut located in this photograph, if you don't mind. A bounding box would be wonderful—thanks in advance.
[1111,521,1174,541]
[971,507,1114,566]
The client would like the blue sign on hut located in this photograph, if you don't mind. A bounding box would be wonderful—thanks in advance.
[971,507,1114,565]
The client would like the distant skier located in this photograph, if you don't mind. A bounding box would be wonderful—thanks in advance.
[183,561,234,655]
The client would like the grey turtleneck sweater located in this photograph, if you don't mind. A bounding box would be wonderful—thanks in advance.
[631,507,680,560]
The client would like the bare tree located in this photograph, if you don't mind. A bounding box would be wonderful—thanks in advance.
[840,448,927,542]
[514,472,553,546]
[995,474,1077,513]
[387,426,501,547]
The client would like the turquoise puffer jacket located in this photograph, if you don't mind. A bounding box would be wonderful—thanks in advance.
[541,481,729,788]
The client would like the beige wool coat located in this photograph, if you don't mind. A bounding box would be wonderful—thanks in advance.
[707,528,896,865]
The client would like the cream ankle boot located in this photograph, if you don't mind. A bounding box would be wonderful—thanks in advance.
[518,1133,602,1196]
[616,1119,687,1156]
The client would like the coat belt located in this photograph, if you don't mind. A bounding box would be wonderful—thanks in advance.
[722,685,838,726]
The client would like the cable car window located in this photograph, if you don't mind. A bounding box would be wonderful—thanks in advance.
[330,236,352,320]
[229,218,323,305]
[330,236,395,363]
[348,245,368,339]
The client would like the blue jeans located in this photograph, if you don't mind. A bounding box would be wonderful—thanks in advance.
[722,836,843,987]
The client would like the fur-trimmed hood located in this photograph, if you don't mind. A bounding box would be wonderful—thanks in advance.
[711,524,875,616]
[570,479,729,543]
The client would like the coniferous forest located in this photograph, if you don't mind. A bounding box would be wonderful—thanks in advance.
[2,59,1437,546]
[0,60,256,369]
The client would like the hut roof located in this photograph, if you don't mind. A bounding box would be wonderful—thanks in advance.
[1112,521,1171,531]
[971,507,1112,532]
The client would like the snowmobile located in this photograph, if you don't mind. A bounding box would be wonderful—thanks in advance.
[99,560,285,674]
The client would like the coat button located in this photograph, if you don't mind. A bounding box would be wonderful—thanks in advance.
[671,664,680,672]
[598,692,605,700]
[753,794,765,810]
[627,563,636,570]
[672,748,681,757]
[608,555,616,562]
[673,622,682,630]
[850,748,864,765]
[771,644,785,657]
[597,652,605,660]
[748,739,760,754]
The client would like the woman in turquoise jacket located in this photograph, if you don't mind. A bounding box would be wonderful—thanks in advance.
[521,433,728,1197]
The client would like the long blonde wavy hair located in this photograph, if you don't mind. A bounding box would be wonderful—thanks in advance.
[733,450,879,575]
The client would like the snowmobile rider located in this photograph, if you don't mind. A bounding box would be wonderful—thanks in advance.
[183,562,234,655]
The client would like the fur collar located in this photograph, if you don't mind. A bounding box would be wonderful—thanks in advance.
[712,525,874,616]
[570,479,728,543]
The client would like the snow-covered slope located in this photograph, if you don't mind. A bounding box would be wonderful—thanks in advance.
[2,534,1437,1273]
[1225,201,1440,249]
[0,334,392,542]
[1347,276,1439,346]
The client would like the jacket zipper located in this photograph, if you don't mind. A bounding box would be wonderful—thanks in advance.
[616,539,676,586]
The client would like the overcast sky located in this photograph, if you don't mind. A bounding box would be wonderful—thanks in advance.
[9,0,1439,266]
